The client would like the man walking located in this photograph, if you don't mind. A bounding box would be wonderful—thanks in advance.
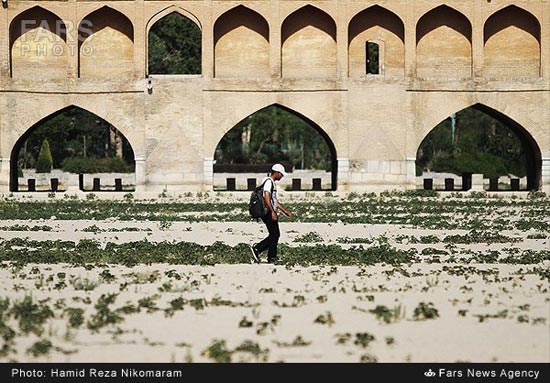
[250,163,292,263]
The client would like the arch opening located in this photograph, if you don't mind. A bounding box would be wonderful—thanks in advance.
[416,104,542,191]
[416,5,472,78]
[148,12,201,75]
[9,7,69,79]
[78,7,134,78]
[366,42,380,75]
[348,5,404,77]
[281,5,337,78]
[214,6,269,78]
[483,6,541,78]
[11,106,136,192]
[213,105,337,191]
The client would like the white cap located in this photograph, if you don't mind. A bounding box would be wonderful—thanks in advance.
[271,163,287,177]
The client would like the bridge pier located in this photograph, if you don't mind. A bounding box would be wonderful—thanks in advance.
[406,158,417,190]
[134,156,147,193]
[0,158,9,192]
[203,158,215,191]
[542,157,550,194]
[337,158,350,191]
[348,159,411,192]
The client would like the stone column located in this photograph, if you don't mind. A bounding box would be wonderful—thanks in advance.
[134,0,146,79]
[269,1,281,78]
[67,0,78,79]
[202,1,214,79]
[337,157,349,191]
[472,0,483,78]
[203,157,214,190]
[1,3,9,78]
[0,157,10,192]
[406,157,417,189]
[65,173,81,193]
[542,157,550,194]
[336,3,348,79]
[471,174,484,192]
[404,9,416,78]
[134,155,146,192]
[541,1,549,79]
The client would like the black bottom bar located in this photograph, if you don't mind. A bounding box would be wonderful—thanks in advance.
[1,363,547,383]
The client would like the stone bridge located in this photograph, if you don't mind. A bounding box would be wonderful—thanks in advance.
[0,0,548,192]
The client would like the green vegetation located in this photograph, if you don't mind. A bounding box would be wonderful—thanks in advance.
[17,107,134,173]
[10,296,54,335]
[413,302,440,321]
[368,304,404,324]
[35,139,53,173]
[0,195,547,233]
[26,339,52,357]
[314,311,335,327]
[215,105,332,171]
[148,13,201,75]
[200,339,232,363]
[0,238,418,267]
[62,157,133,174]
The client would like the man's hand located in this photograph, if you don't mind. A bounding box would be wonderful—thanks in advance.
[282,209,292,218]
[271,210,278,221]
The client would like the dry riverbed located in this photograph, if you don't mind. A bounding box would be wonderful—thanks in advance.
[0,194,548,363]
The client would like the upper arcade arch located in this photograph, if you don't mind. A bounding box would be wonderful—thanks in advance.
[281,5,337,79]
[148,9,202,75]
[214,5,269,78]
[416,5,472,78]
[9,6,69,79]
[78,6,135,78]
[348,5,405,77]
[147,6,202,33]
[483,5,541,78]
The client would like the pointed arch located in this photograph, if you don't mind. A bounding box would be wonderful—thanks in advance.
[10,105,136,192]
[281,5,337,78]
[416,5,472,78]
[348,5,405,77]
[214,5,269,78]
[214,103,338,190]
[417,103,542,191]
[148,8,202,75]
[484,5,541,78]
[9,6,69,79]
[78,6,134,78]
[147,6,201,32]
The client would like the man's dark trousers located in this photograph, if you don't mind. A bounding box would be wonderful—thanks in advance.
[256,213,280,261]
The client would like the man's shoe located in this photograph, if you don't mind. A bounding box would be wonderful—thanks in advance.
[267,257,279,264]
[249,245,260,263]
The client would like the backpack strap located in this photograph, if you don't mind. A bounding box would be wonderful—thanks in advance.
[258,177,274,194]
[264,178,274,194]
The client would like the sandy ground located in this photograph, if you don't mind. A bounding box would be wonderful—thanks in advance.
[0,218,548,363]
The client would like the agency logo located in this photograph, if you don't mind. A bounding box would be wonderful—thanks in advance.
[424,369,436,378]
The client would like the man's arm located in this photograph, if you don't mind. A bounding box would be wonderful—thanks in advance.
[277,202,292,218]
[264,190,277,221]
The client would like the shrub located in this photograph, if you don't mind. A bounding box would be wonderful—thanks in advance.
[62,157,133,173]
[35,140,53,173]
